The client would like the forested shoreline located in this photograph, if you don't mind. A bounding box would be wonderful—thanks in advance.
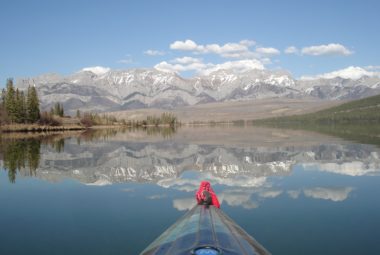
[0,78,179,132]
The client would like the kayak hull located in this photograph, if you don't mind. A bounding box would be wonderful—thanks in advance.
[141,205,270,255]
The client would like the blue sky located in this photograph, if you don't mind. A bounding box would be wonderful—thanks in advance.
[1,0,380,84]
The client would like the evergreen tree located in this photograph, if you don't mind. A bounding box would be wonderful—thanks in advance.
[53,102,59,115]
[0,88,7,123]
[26,85,40,123]
[15,89,21,123]
[59,103,64,117]
[20,91,26,122]
[53,102,64,117]
[15,89,26,123]
[1,88,6,107]
[76,109,81,118]
[5,78,16,122]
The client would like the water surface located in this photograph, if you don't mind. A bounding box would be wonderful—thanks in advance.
[1,127,379,254]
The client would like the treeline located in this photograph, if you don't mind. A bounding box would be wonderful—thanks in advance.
[79,112,119,127]
[0,135,72,183]
[51,102,64,117]
[143,112,178,127]
[0,78,180,130]
[78,112,178,128]
[123,113,178,128]
[0,79,40,124]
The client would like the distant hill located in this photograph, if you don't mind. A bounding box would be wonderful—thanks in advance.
[255,94,380,124]
[253,94,380,146]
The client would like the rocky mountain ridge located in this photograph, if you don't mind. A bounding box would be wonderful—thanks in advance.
[16,68,380,114]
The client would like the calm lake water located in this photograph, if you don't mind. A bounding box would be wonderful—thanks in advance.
[1,126,379,255]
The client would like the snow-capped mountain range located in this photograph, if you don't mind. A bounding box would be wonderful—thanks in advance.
[16,68,380,114]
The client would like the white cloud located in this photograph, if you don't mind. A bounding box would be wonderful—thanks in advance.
[302,161,380,176]
[240,39,256,47]
[157,173,268,192]
[118,54,133,64]
[300,66,378,80]
[287,190,301,199]
[174,185,199,192]
[301,43,353,56]
[169,39,257,58]
[155,58,265,75]
[256,47,280,56]
[173,198,196,211]
[154,56,207,73]
[118,59,133,64]
[80,66,110,75]
[303,187,354,202]
[201,59,265,75]
[163,39,279,75]
[121,188,135,192]
[172,56,202,64]
[154,60,209,74]
[365,65,380,71]
[260,57,273,65]
[170,39,201,51]
[86,178,111,186]
[157,178,200,190]
[206,42,250,55]
[147,194,167,200]
[284,46,299,54]
[219,191,259,209]
[144,49,166,56]
[259,189,283,198]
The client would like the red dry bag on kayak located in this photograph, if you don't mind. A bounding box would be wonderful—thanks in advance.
[195,181,220,208]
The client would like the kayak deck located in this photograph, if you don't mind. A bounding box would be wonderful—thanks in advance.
[141,205,270,255]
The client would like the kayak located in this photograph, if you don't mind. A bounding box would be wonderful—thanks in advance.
[140,204,270,255]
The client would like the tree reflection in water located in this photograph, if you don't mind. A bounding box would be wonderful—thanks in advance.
[0,138,41,183]
[0,127,177,183]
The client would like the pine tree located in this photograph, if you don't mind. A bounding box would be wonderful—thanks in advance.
[14,89,27,123]
[76,109,81,118]
[15,89,22,123]
[59,103,64,117]
[0,88,7,123]
[19,91,26,122]
[5,78,17,123]
[53,102,64,117]
[53,102,59,115]
[1,88,6,107]
[26,85,40,123]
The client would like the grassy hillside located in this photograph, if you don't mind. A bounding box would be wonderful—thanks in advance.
[254,94,380,125]
[252,94,380,146]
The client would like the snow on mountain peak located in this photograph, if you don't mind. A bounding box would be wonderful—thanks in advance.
[264,74,295,87]
[208,69,238,85]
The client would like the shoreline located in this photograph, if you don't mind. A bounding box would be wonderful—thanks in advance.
[0,123,179,134]
[0,124,86,133]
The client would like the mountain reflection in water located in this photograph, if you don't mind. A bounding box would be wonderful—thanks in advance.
[1,126,380,255]
[1,127,379,201]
